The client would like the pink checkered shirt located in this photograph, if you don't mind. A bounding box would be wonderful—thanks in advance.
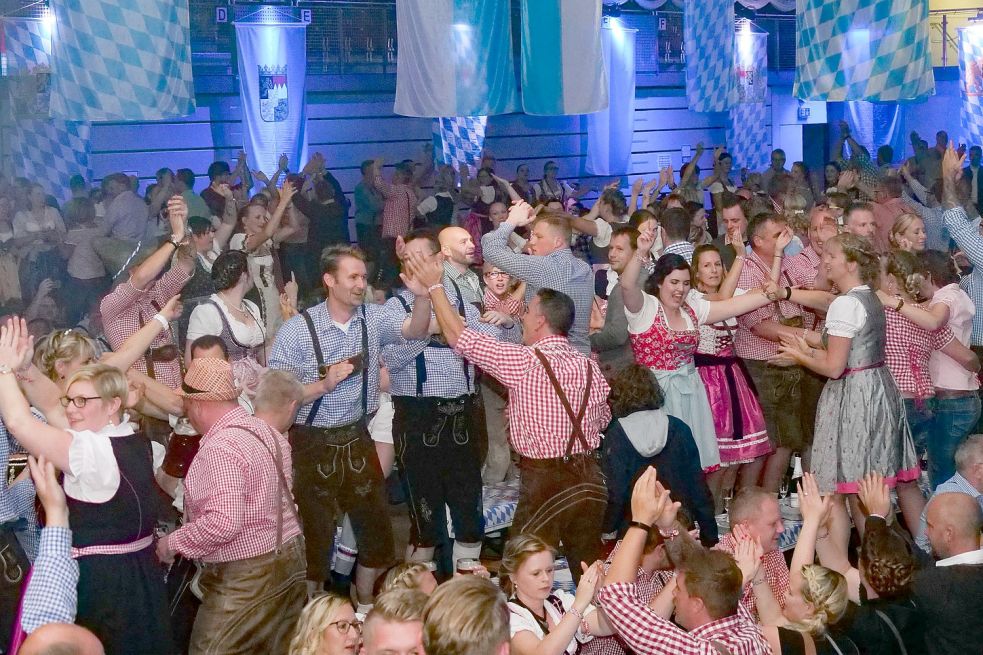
[378,180,417,239]
[885,306,954,400]
[714,533,790,621]
[735,250,814,360]
[169,407,301,563]
[455,330,611,459]
[788,246,823,331]
[483,287,525,319]
[100,266,190,390]
[596,581,771,655]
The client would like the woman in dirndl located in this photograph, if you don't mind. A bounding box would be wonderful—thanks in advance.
[690,244,773,510]
[0,323,173,655]
[620,226,776,475]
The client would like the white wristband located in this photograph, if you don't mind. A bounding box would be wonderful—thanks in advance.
[153,314,170,330]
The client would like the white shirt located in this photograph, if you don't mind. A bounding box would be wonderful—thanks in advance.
[508,590,594,655]
[65,421,138,503]
[186,294,265,348]
[13,207,65,238]
[625,291,711,334]
[936,548,983,567]
[929,283,979,391]
[824,285,870,338]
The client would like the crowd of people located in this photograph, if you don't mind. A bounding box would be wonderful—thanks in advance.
[0,116,981,655]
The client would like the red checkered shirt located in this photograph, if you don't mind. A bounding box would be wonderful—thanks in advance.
[455,330,611,459]
[100,266,190,389]
[596,581,770,655]
[169,407,301,563]
[483,287,525,320]
[735,250,814,360]
[885,306,954,400]
[378,180,417,239]
[714,533,790,621]
[788,246,823,331]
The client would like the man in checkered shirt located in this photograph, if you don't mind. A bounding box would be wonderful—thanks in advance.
[403,239,610,582]
[379,230,516,571]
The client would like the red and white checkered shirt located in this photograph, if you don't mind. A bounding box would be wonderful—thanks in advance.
[596,581,771,655]
[788,246,823,331]
[735,250,814,360]
[483,287,525,320]
[378,180,417,239]
[100,266,190,390]
[455,330,611,459]
[885,306,954,400]
[714,533,790,621]
[169,407,301,563]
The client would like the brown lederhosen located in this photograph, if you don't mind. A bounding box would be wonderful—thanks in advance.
[511,350,607,581]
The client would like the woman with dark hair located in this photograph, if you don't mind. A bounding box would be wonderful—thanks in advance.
[186,250,266,398]
[512,163,535,204]
[620,228,775,474]
[823,161,843,196]
[532,161,584,204]
[600,363,717,545]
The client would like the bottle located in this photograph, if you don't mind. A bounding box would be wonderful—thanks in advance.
[161,417,201,478]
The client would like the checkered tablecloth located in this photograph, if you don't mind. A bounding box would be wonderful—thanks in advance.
[447,479,520,539]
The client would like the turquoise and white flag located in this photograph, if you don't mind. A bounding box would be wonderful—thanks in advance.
[48,0,195,121]
[794,0,935,102]
[395,0,517,117]
[685,0,736,112]
[519,0,608,116]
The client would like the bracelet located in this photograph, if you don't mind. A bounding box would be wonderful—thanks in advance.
[784,286,792,301]
[658,527,680,540]
[0,364,12,376]
[427,283,443,294]
[168,237,181,249]
[568,606,585,621]
[628,520,651,531]
[895,297,905,312]
[152,314,170,329]
[634,255,650,265]
[752,576,767,587]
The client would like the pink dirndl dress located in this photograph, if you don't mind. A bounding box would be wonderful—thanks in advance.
[693,309,773,466]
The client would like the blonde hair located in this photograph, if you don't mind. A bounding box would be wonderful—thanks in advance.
[254,369,304,413]
[786,565,850,636]
[499,534,555,597]
[888,213,923,250]
[288,593,352,655]
[423,576,509,655]
[381,562,433,594]
[828,233,880,287]
[364,588,428,643]
[33,329,96,381]
[781,192,810,236]
[65,363,128,415]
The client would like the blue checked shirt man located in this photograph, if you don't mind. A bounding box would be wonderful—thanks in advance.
[943,205,983,347]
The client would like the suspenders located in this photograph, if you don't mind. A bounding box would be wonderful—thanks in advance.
[394,283,470,396]
[302,305,368,425]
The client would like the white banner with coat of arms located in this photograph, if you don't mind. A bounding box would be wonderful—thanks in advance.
[234,22,308,181]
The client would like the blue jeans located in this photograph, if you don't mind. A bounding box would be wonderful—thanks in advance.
[929,394,981,489]
[904,397,935,456]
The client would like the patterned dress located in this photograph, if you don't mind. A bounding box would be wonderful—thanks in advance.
[691,290,773,465]
[628,294,721,471]
[811,286,920,494]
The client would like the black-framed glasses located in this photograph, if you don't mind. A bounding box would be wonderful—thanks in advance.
[327,619,362,635]
[483,271,509,279]
[60,395,101,408]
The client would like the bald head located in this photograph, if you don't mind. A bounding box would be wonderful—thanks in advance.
[20,623,105,655]
[925,492,983,560]
[439,226,476,268]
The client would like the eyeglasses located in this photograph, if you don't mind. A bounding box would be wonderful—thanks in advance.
[327,620,362,635]
[60,395,101,408]
[483,271,509,279]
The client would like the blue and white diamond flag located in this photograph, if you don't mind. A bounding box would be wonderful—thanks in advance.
[48,0,196,121]
[960,27,983,149]
[8,119,91,196]
[728,28,770,173]
[2,18,53,72]
[794,0,935,102]
[432,116,487,176]
[685,0,736,112]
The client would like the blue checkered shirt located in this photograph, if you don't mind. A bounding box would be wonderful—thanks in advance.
[20,526,77,633]
[269,302,400,427]
[916,472,982,553]
[482,223,593,356]
[942,206,983,346]
[663,241,695,265]
[1,414,42,560]
[380,286,506,398]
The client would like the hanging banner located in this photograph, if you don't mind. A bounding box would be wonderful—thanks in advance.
[395,0,517,117]
[587,24,637,176]
[432,116,487,176]
[520,0,608,116]
[727,27,770,173]
[685,0,736,112]
[2,17,53,72]
[961,27,983,148]
[49,0,195,121]
[795,0,934,102]
[234,22,309,181]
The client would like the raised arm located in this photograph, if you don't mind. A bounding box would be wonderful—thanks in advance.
[404,252,465,348]
[511,563,605,655]
[101,296,181,373]
[702,286,773,325]
[775,331,852,380]
[243,182,297,251]
[619,227,654,314]
[129,197,188,291]
[481,201,550,285]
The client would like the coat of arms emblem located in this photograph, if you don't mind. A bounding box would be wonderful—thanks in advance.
[259,65,288,122]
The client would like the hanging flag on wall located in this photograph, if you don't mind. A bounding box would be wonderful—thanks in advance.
[2,17,52,71]
[727,26,770,173]
[587,23,637,176]
[235,21,309,180]
[432,116,487,176]
[794,0,934,102]
[960,27,983,149]
[685,0,736,112]
[395,0,517,117]
[519,0,608,115]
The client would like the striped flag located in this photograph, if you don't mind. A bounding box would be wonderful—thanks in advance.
[519,0,608,116]
[394,0,517,117]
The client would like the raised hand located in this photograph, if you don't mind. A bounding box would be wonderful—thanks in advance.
[29,455,68,526]
[0,317,33,373]
[797,473,832,526]
[943,141,966,182]
[279,152,289,171]
[158,295,183,322]
[166,195,188,242]
[278,179,298,207]
[630,467,667,527]
[637,226,657,255]
[284,271,299,308]
[403,250,444,289]
[631,178,645,195]
[399,266,431,298]
[506,200,536,227]
[775,226,794,253]
[733,534,763,586]
[574,561,603,611]
[395,235,408,261]
[858,472,891,518]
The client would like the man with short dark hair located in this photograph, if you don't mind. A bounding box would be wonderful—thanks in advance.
[482,202,594,355]
[711,192,748,269]
[93,172,151,274]
[962,145,983,213]
[173,168,211,220]
[843,202,878,243]
[591,225,645,379]
[355,159,385,272]
[660,207,695,264]
[403,248,611,580]
[872,175,914,252]
[200,160,232,218]
[760,148,787,193]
